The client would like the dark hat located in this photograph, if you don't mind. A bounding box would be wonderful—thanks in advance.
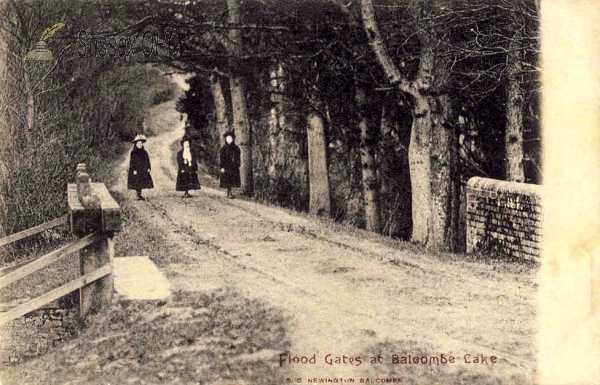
[223,131,236,140]
[180,135,192,145]
[132,134,147,143]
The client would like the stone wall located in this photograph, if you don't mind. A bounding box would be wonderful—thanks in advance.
[466,177,542,261]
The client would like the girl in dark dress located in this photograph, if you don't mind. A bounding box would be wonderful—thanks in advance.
[127,134,153,201]
[176,137,201,198]
[219,131,241,198]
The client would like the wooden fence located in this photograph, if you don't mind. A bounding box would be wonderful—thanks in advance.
[0,163,121,325]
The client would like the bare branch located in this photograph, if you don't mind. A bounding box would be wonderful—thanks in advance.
[359,0,411,94]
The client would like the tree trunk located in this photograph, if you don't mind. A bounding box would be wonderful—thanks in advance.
[408,94,432,245]
[505,29,525,183]
[306,112,330,216]
[378,102,393,196]
[24,71,35,144]
[229,75,253,195]
[362,0,435,243]
[360,0,405,88]
[227,0,253,196]
[360,0,460,251]
[429,94,460,251]
[355,80,381,233]
[408,28,436,245]
[210,72,229,148]
[0,1,17,249]
[267,106,280,177]
[268,64,285,179]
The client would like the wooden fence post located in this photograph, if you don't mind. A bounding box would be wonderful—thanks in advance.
[68,163,121,319]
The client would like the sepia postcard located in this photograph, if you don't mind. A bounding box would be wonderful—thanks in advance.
[0,0,598,384]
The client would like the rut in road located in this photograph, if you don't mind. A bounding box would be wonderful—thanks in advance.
[112,90,537,383]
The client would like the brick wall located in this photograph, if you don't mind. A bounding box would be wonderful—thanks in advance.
[466,177,542,261]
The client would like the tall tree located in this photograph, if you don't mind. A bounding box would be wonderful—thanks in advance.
[355,74,381,232]
[448,0,540,183]
[210,71,229,148]
[360,0,458,250]
[267,63,288,185]
[227,0,254,196]
[0,1,18,242]
[505,24,525,183]
[306,112,331,216]
[502,0,540,183]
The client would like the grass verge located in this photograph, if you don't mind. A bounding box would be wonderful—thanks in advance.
[0,194,291,385]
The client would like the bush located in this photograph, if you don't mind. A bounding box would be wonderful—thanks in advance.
[1,55,174,255]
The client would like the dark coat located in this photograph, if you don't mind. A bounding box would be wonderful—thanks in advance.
[176,150,201,191]
[219,143,241,188]
[127,147,154,190]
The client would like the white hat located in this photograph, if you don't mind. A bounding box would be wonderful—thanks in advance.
[132,134,147,143]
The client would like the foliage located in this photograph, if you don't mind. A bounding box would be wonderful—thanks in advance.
[166,0,539,238]
[175,75,216,171]
[0,0,541,241]
[0,0,175,238]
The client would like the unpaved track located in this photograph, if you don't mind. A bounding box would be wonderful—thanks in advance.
[113,77,536,383]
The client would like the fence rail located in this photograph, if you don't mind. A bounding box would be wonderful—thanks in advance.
[0,214,69,248]
[0,264,112,326]
[0,163,121,327]
[0,257,43,277]
[0,232,101,290]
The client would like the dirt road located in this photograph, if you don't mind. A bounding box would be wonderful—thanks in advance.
[0,75,538,385]
[106,78,537,384]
